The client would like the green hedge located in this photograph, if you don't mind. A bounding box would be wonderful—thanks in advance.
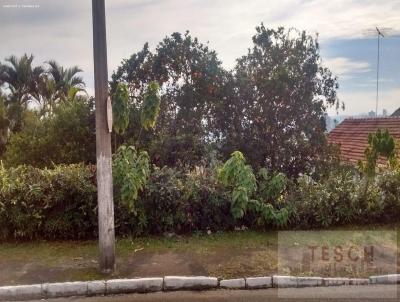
[115,167,235,236]
[0,164,235,240]
[1,163,399,240]
[0,164,97,240]
[286,169,400,228]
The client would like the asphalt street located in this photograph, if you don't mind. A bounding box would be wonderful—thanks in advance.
[28,285,399,302]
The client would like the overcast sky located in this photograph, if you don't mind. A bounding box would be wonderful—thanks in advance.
[1,0,399,116]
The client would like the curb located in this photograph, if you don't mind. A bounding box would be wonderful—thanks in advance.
[163,276,218,291]
[370,274,400,285]
[246,277,272,289]
[0,274,398,301]
[220,278,246,289]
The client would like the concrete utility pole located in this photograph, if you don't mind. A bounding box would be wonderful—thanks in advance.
[92,0,115,273]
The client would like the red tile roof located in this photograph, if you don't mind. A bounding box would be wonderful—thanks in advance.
[328,117,400,164]
[392,108,400,117]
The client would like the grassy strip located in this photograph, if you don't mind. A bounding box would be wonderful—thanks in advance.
[0,224,398,284]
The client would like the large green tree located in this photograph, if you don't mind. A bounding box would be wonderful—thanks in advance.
[111,32,227,167]
[0,26,341,174]
[212,25,341,176]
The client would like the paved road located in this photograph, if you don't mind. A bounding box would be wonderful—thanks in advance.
[29,285,399,302]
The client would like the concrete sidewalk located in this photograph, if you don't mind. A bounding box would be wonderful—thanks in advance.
[27,285,399,302]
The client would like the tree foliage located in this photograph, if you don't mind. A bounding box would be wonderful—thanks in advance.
[218,151,288,226]
[257,168,287,204]
[0,54,43,131]
[359,129,398,177]
[141,81,160,131]
[0,93,9,153]
[45,60,85,102]
[212,26,340,176]
[2,98,95,167]
[112,82,130,135]
[111,31,226,167]
[0,55,88,159]
[113,145,150,213]
[0,54,86,137]
[218,151,257,219]
[1,26,342,180]
[0,163,97,240]
[33,61,85,116]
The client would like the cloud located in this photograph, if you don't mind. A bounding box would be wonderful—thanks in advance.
[323,57,371,79]
[273,0,400,40]
[104,0,400,69]
[0,0,399,115]
[1,0,399,69]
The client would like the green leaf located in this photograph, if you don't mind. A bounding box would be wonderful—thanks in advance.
[141,81,160,131]
[112,145,150,213]
[112,83,130,134]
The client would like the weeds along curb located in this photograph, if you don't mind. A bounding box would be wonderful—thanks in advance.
[0,274,398,301]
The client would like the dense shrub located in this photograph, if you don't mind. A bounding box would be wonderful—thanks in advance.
[1,162,399,241]
[128,166,234,235]
[0,164,97,240]
[2,99,95,167]
[0,163,236,240]
[287,170,358,228]
[286,168,400,228]
[218,151,288,226]
[376,170,400,221]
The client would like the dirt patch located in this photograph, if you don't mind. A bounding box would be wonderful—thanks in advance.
[0,258,103,285]
[116,250,208,277]
[194,245,278,278]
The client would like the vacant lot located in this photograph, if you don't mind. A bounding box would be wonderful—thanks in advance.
[0,225,399,285]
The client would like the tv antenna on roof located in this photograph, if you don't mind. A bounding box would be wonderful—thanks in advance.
[375,27,384,117]
[364,27,392,117]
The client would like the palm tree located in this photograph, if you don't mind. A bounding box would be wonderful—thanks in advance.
[0,54,43,131]
[34,76,84,116]
[0,54,43,106]
[46,60,85,102]
[33,74,57,116]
